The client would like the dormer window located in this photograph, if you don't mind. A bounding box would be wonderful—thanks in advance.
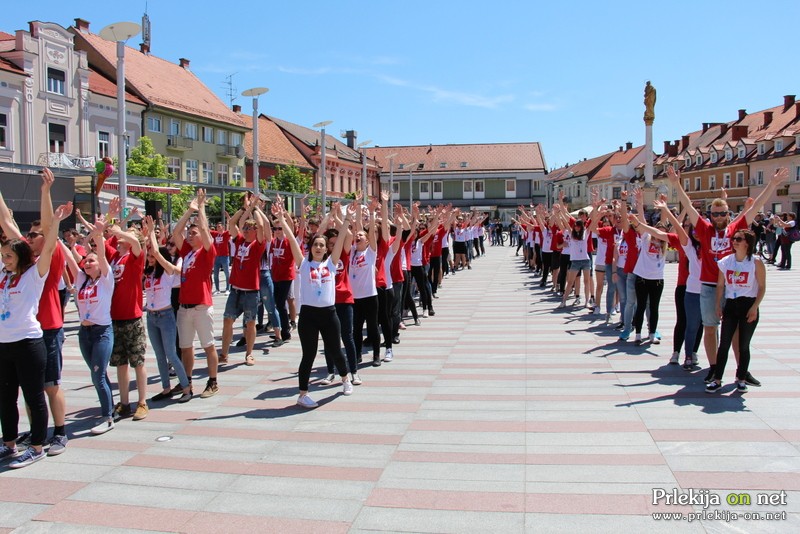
[685,156,691,167]
[696,155,703,166]
[439,162,447,169]
[460,162,468,168]
[738,146,746,159]
[775,139,784,152]
[398,163,405,170]
[758,143,765,155]
[710,151,718,163]
[725,148,733,161]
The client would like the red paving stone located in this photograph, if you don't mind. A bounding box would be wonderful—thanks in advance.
[0,479,86,504]
[35,501,196,531]
[183,512,350,534]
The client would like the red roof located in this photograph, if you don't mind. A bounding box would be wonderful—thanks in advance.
[88,69,145,105]
[0,55,25,75]
[366,143,546,173]
[0,31,14,41]
[548,152,615,183]
[589,145,646,182]
[242,114,313,169]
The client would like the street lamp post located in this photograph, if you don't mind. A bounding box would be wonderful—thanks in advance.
[384,152,398,211]
[405,163,418,212]
[99,21,141,213]
[241,87,269,198]
[356,139,373,197]
[313,121,333,214]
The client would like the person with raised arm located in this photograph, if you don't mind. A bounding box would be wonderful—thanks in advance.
[350,195,382,367]
[141,216,191,403]
[275,201,351,408]
[269,194,295,346]
[667,166,787,385]
[0,197,71,468]
[172,189,220,398]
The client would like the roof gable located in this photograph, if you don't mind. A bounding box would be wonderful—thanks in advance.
[268,116,363,164]
[366,143,546,173]
[243,114,313,169]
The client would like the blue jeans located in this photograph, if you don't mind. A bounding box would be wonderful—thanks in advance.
[78,324,114,418]
[615,270,628,325]
[603,264,616,315]
[257,270,280,329]
[147,309,189,390]
[213,256,230,292]
[623,272,638,332]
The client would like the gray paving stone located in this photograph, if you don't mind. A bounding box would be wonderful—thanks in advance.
[0,502,49,528]
[353,508,524,533]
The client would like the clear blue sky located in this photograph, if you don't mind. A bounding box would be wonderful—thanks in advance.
[6,1,800,170]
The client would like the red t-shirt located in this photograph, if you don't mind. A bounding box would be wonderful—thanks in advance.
[270,238,295,282]
[551,229,564,252]
[375,237,390,289]
[403,238,413,271]
[596,226,616,265]
[229,235,266,290]
[695,216,748,284]
[211,230,231,257]
[36,245,66,330]
[623,228,640,274]
[390,237,407,283]
[106,239,145,321]
[334,250,355,304]
[179,242,215,306]
[431,226,447,257]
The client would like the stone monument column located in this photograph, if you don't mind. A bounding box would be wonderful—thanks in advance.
[642,81,657,209]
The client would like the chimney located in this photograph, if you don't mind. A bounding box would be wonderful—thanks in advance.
[619,146,623,152]
[719,123,729,136]
[626,141,633,151]
[796,102,800,120]
[344,130,357,149]
[738,109,747,121]
[763,111,773,127]
[179,58,190,69]
[140,43,150,55]
[732,125,748,141]
[74,18,90,33]
[784,95,796,110]
[663,141,671,154]
[702,123,709,134]
[681,135,690,151]
[232,104,241,113]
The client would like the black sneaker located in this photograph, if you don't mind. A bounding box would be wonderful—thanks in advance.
[613,322,624,331]
[112,402,131,422]
[15,431,32,448]
[372,356,382,367]
[235,337,246,347]
[703,367,716,384]
[744,372,761,387]
[736,381,748,392]
[705,381,722,393]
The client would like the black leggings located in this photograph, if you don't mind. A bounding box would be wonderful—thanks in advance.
[634,277,664,334]
[441,248,450,275]
[273,280,292,339]
[0,338,48,447]
[411,265,432,312]
[297,305,347,391]
[429,256,442,295]
[540,252,552,286]
[377,287,393,349]
[714,297,758,381]
[392,282,404,337]
[353,295,380,360]
[402,271,419,321]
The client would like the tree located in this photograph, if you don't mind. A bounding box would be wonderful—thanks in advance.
[270,164,313,194]
[127,137,170,178]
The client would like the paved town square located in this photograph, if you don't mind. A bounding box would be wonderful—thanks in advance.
[1,245,798,533]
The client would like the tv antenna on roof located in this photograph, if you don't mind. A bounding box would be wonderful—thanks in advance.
[224,73,238,107]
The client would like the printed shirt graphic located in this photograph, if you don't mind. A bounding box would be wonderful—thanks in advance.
[695,216,747,284]
[145,271,178,311]
[107,242,145,321]
[349,246,377,299]
[717,254,760,299]
[36,244,66,330]
[179,242,215,306]
[75,270,115,326]
[270,238,295,282]
[230,235,266,290]
[0,268,47,342]
[299,257,336,307]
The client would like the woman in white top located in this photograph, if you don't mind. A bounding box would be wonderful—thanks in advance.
[0,201,70,468]
[706,230,765,393]
[68,215,116,435]
[628,209,671,346]
[349,201,382,367]
[557,203,601,309]
[274,202,350,409]
[142,217,191,403]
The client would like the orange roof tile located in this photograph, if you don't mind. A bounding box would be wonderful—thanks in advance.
[268,116,363,164]
[366,143,546,173]
[242,114,313,169]
[73,29,245,128]
[548,152,615,183]
[0,31,14,41]
[88,69,145,105]
[589,145,647,182]
[0,54,25,75]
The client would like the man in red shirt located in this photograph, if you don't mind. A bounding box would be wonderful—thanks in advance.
[211,221,231,294]
[173,189,220,398]
[220,196,268,365]
[669,166,788,385]
[0,168,69,455]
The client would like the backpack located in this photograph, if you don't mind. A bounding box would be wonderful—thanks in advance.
[787,224,800,243]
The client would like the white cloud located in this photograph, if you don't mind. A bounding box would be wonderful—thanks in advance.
[375,75,513,109]
[524,103,558,112]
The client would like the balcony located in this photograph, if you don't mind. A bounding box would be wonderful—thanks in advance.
[167,135,193,151]
[37,152,96,170]
[217,144,243,159]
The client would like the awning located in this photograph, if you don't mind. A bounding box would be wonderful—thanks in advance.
[102,182,182,194]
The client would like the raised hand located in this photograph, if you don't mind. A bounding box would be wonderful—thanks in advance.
[772,167,789,185]
[40,168,55,190]
[666,165,680,184]
[107,196,121,218]
[197,188,207,206]
[653,198,668,211]
[54,202,73,221]
[381,190,390,202]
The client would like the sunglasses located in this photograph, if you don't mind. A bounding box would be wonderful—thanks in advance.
[732,236,746,242]
[272,227,283,231]
[27,231,42,239]
[710,211,728,218]
[167,242,176,247]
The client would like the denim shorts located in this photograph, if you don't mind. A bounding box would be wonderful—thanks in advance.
[699,284,724,327]
[223,288,259,323]
[569,259,592,271]
[42,327,65,387]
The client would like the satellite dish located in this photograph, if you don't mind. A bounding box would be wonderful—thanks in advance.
[235,144,245,158]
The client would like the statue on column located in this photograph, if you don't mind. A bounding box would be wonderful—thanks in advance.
[644,81,656,124]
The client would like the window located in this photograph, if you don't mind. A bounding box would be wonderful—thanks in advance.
[185,123,198,140]
[463,180,473,199]
[758,143,765,156]
[47,68,65,95]
[673,162,679,171]
[736,171,744,188]
[795,166,800,182]
[738,146,746,159]
[167,157,181,178]
[217,163,228,185]
[147,115,162,133]
[460,162,468,168]
[612,187,621,200]
[170,119,181,136]
[391,181,400,199]
[725,148,733,161]
[48,123,66,153]
[709,175,716,190]
[694,177,701,191]
[685,156,691,167]
[533,180,541,191]
[711,151,718,163]
[202,162,214,183]
[474,180,485,199]
[418,181,431,200]
[433,181,443,200]
[696,155,703,166]
[231,133,242,147]
[505,179,516,199]
[202,126,214,143]
[217,130,227,145]
[723,173,731,188]
[232,165,243,184]
[683,178,690,191]
[0,113,7,149]
[775,139,784,152]
[98,131,110,158]
[439,162,447,169]
[398,164,405,170]
[185,159,198,181]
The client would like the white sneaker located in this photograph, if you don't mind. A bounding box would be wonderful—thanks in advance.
[592,306,601,315]
[557,302,566,309]
[320,373,336,385]
[574,297,583,307]
[669,352,680,365]
[342,380,353,396]
[384,348,394,362]
[692,353,699,365]
[422,310,429,318]
[351,373,362,386]
[90,419,114,435]
[649,333,660,345]
[296,394,318,409]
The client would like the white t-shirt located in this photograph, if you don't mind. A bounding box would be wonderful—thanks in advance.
[616,233,629,269]
[568,231,590,261]
[541,226,553,252]
[170,257,183,289]
[561,230,572,258]
[349,246,377,299]
[410,239,425,267]
[595,233,608,266]
[0,267,47,342]
[298,257,336,307]
[454,226,468,242]
[682,243,702,294]
[717,254,760,299]
[145,270,179,311]
[633,233,666,280]
[76,270,115,326]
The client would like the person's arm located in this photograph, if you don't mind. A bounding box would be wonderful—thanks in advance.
[749,259,766,323]
[144,216,180,275]
[276,208,305,268]
[39,168,55,233]
[379,191,391,243]
[254,204,271,244]
[60,242,80,290]
[328,214,348,267]
[38,202,73,277]
[195,189,213,251]
[92,216,111,277]
[172,203,195,251]
[619,193,631,233]
[228,202,245,236]
[108,225,143,257]
[667,166,700,226]
[0,185,22,240]
[366,202,378,252]
[743,167,789,225]
[655,199,688,246]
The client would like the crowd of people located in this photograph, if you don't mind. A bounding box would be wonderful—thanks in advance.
[0,172,491,468]
[513,166,790,395]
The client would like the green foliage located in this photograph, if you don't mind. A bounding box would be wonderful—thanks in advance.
[270,165,313,194]
[127,137,170,178]
[131,184,197,221]
[343,192,357,200]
